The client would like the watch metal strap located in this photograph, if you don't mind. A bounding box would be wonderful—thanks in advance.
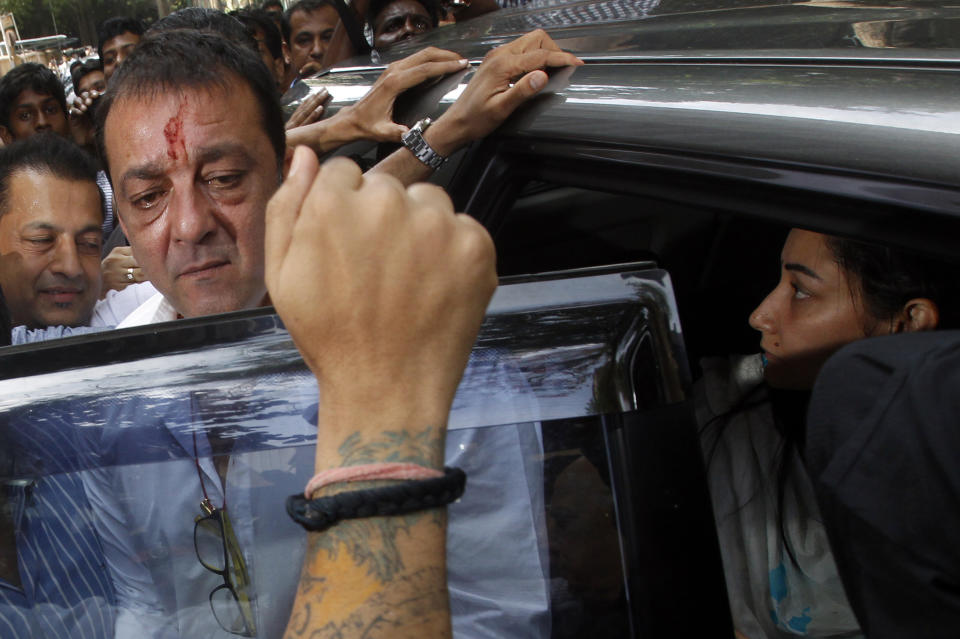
[402,118,446,170]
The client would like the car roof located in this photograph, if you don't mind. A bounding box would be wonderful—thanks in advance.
[316,2,960,188]
[367,0,960,62]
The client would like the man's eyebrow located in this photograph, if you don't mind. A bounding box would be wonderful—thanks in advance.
[196,143,256,168]
[77,224,103,236]
[22,221,57,232]
[784,262,822,280]
[120,162,167,195]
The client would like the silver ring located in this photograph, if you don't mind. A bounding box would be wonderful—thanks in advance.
[126,268,134,282]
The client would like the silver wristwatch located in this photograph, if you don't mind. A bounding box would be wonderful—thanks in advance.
[401,118,446,170]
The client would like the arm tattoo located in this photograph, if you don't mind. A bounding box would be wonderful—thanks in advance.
[283,425,450,638]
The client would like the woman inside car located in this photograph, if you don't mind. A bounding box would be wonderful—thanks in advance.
[697,228,960,639]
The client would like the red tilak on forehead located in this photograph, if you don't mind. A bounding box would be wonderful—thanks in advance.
[162,100,187,162]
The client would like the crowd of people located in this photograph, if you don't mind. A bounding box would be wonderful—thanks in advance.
[0,2,957,638]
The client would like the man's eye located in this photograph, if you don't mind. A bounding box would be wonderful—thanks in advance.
[414,18,429,29]
[26,236,53,246]
[17,111,33,121]
[78,238,102,254]
[43,103,60,115]
[205,173,243,189]
[321,30,334,42]
[295,35,311,46]
[133,190,165,210]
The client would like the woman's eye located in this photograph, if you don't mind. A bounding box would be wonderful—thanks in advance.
[791,284,810,300]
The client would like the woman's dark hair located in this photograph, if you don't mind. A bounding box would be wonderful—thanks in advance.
[827,236,960,331]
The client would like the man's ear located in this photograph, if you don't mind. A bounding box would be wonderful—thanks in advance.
[282,146,295,180]
[0,126,12,145]
[895,298,940,333]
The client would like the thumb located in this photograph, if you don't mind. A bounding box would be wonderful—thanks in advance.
[496,69,548,114]
[376,122,409,142]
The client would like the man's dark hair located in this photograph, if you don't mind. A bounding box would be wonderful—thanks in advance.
[97,17,145,61]
[0,133,100,219]
[231,8,284,61]
[367,0,440,31]
[262,0,284,12]
[0,63,67,131]
[148,7,259,55]
[282,0,336,45]
[94,29,285,178]
[71,59,103,93]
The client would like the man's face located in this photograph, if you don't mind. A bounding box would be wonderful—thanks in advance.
[77,69,106,95]
[104,77,280,319]
[373,0,433,49]
[0,169,102,328]
[102,31,141,84]
[288,6,339,77]
[0,89,68,143]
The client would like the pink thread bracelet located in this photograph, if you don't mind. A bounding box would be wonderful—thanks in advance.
[304,462,444,499]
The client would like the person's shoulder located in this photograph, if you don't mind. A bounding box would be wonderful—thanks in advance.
[11,324,113,345]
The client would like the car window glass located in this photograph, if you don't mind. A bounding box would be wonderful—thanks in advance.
[0,267,720,636]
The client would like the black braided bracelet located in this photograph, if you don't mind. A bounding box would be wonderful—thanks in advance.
[286,466,467,532]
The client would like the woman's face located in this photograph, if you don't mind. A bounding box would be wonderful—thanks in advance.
[749,229,872,390]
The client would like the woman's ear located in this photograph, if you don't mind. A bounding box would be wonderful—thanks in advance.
[895,298,940,333]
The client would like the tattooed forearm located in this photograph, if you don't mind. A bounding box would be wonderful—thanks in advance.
[283,518,451,639]
[288,567,448,639]
[283,427,451,638]
[336,425,442,468]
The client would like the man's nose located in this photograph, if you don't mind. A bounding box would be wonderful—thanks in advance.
[310,36,325,59]
[35,111,51,130]
[170,185,219,245]
[51,238,83,279]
